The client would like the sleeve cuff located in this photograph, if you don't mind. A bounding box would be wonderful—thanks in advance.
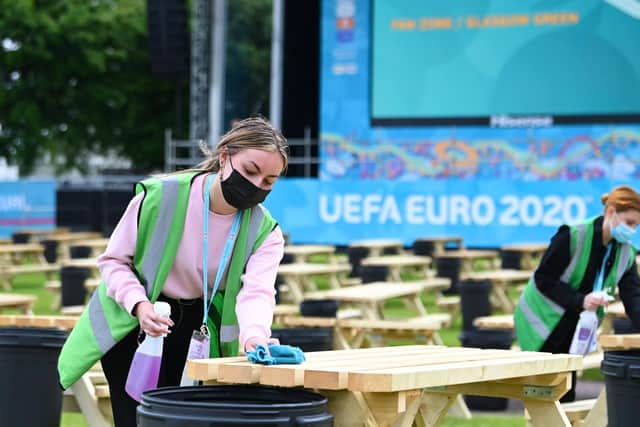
[123,290,149,316]
[572,293,585,312]
[240,325,270,350]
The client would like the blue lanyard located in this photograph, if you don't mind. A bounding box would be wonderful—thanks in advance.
[202,174,241,329]
[593,243,613,293]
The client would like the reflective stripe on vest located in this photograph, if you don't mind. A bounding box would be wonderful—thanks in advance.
[140,177,181,294]
[560,223,586,284]
[615,243,633,284]
[88,289,115,353]
[218,205,270,346]
[517,277,565,340]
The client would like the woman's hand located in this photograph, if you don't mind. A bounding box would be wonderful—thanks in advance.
[134,301,174,337]
[244,336,280,354]
[583,291,610,311]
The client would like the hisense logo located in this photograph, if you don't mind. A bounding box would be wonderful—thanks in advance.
[490,115,553,128]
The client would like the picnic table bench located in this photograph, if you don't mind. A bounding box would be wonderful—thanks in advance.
[277,262,352,304]
[304,280,449,322]
[0,263,60,290]
[0,293,37,314]
[278,315,447,348]
[187,344,582,426]
[360,254,433,281]
[43,232,103,260]
[500,243,548,270]
[0,243,47,265]
[435,249,501,273]
[284,244,338,263]
[348,239,405,257]
[413,236,464,256]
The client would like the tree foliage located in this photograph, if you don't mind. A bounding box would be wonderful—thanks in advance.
[0,0,185,175]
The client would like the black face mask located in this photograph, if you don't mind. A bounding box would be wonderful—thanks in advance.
[220,162,271,210]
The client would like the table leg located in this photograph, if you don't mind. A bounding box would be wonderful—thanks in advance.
[359,302,380,320]
[409,295,429,317]
[324,390,378,427]
[493,282,515,313]
[328,273,342,289]
[523,400,571,427]
[390,267,402,282]
[282,276,304,305]
[415,392,458,427]
[581,388,607,427]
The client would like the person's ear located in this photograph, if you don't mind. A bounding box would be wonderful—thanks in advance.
[218,149,228,169]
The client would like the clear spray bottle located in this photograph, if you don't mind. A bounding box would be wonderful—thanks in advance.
[125,301,171,401]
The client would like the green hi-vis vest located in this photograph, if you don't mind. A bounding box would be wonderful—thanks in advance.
[58,171,277,389]
[514,216,636,352]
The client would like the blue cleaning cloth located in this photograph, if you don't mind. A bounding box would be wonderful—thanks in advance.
[246,344,306,365]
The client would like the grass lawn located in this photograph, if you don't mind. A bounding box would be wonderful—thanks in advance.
[5,262,597,427]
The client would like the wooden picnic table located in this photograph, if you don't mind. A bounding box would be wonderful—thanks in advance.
[0,243,60,290]
[43,232,104,260]
[69,238,110,257]
[348,239,404,257]
[360,254,432,281]
[277,262,352,304]
[435,249,500,273]
[0,314,78,329]
[413,236,464,256]
[284,244,337,263]
[0,293,37,315]
[605,301,626,319]
[460,269,533,313]
[0,243,47,265]
[187,344,582,426]
[304,280,449,321]
[279,315,447,348]
[500,243,548,270]
[11,227,71,242]
[62,258,99,274]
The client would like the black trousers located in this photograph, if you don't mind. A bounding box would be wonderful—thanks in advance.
[101,294,203,427]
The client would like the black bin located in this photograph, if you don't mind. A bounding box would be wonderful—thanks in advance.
[360,265,388,283]
[347,247,369,278]
[69,245,92,259]
[60,266,90,307]
[459,329,514,411]
[271,328,333,352]
[435,257,461,294]
[0,327,68,427]
[602,350,640,427]
[11,232,30,244]
[413,240,436,257]
[137,385,333,426]
[459,279,493,331]
[500,250,522,270]
[612,318,640,335]
[41,239,59,264]
[300,299,338,318]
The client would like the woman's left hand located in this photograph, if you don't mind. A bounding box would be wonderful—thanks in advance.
[244,336,280,354]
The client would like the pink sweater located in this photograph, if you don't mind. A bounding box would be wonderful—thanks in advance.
[97,173,284,348]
